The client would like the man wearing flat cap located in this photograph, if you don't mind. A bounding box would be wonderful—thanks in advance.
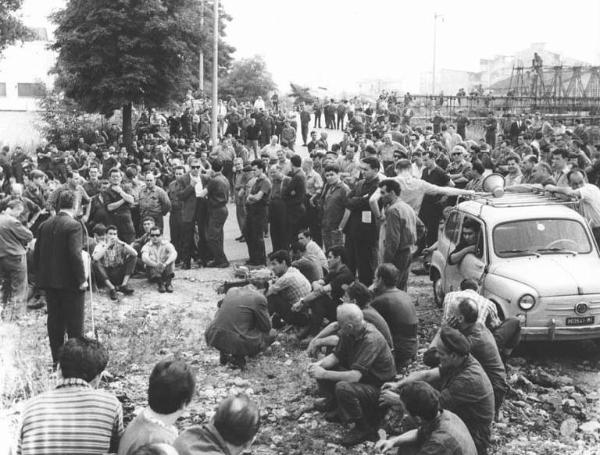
[382,326,494,455]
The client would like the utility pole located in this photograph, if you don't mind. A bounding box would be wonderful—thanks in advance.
[210,0,219,150]
[432,13,443,95]
[199,0,204,93]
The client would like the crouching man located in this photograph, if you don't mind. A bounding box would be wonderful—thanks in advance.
[308,303,396,447]
[141,226,177,293]
[92,224,137,300]
[175,394,260,455]
[205,286,276,369]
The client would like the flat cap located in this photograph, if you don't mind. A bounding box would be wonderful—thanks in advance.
[440,326,470,355]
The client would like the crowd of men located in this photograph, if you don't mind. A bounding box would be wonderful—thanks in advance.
[2,92,600,454]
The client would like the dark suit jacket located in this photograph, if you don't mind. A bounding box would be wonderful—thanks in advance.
[34,212,86,290]
[179,174,199,223]
[509,121,525,139]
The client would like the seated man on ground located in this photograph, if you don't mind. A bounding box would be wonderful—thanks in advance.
[132,216,157,273]
[370,263,419,371]
[292,245,354,338]
[92,224,138,300]
[206,285,276,369]
[308,303,396,447]
[17,337,123,454]
[438,278,521,365]
[266,250,311,328]
[382,327,494,455]
[307,281,393,355]
[376,381,477,455]
[290,240,323,282]
[119,359,195,455]
[175,394,260,455]
[141,226,177,293]
[297,229,328,273]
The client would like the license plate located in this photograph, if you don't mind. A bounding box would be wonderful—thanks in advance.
[566,316,595,326]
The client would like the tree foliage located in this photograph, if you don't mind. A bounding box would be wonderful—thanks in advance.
[51,0,234,145]
[220,55,277,102]
[0,0,32,53]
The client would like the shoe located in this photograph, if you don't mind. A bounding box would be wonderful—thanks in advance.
[109,289,118,301]
[119,284,134,295]
[314,398,335,412]
[219,351,230,365]
[158,282,166,293]
[341,424,377,447]
[229,355,246,370]
[207,260,230,268]
[165,281,173,293]
[182,262,191,270]
[27,298,46,310]
[324,409,342,423]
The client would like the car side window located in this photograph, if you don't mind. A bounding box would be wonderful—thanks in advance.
[444,211,460,243]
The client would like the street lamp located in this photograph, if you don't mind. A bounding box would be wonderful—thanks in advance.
[432,13,444,95]
[210,0,219,150]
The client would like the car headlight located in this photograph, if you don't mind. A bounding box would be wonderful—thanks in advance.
[518,294,535,311]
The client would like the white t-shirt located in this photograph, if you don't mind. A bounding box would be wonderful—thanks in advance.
[578,184,600,228]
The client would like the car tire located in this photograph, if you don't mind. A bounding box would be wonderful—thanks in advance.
[433,277,444,308]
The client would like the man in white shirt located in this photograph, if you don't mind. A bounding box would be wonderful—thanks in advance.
[297,229,328,273]
[369,160,474,217]
[141,226,178,293]
[546,169,600,246]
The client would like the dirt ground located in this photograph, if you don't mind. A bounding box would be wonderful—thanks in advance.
[2,126,600,454]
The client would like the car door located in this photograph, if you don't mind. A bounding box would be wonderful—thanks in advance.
[444,215,487,292]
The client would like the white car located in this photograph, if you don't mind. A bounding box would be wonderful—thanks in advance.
[430,192,600,341]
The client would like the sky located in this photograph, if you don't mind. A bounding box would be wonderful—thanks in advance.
[223,0,600,92]
[17,0,600,93]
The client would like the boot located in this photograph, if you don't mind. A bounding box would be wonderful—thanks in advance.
[341,420,377,447]
[158,280,166,293]
[165,278,173,293]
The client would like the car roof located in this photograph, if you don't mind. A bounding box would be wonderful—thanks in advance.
[457,193,586,225]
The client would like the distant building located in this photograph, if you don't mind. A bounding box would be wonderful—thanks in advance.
[419,42,592,95]
[356,78,405,98]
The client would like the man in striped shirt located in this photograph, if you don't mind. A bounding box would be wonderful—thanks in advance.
[17,337,124,455]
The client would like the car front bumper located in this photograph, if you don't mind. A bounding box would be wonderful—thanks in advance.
[522,324,600,341]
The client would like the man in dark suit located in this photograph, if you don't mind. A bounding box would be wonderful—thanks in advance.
[282,155,307,247]
[509,114,526,146]
[33,190,87,365]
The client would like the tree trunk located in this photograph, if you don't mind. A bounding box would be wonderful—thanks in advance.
[122,102,133,151]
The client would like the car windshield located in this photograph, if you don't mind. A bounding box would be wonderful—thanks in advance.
[494,218,592,257]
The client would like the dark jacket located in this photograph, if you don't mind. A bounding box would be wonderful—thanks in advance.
[34,212,86,290]
[282,168,306,208]
[178,174,199,223]
[175,423,231,455]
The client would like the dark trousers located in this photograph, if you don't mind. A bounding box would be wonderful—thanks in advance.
[194,199,212,263]
[305,198,322,246]
[286,204,307,247]
[420,203,443,248]
[46,288,85,363]
[493,318,522,361]
[93,255,137,287]
[301,123,309,145]
[267,293,308,326]
[336,114,344,130]
[308,294,339,335]
[346,229,378,286]
[392,248,412,291]
[485,131,496,149]
[207,206,228,264]
[146,263,174,283]
[269,199,288,253]
[235,197,246,236]
[180,221,195,266]
[313,112,321,128]
[246,204,267,265]
[317,378,381,425]
[169,212,184,259]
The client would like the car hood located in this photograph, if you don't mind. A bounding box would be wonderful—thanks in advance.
[489,255,600,296]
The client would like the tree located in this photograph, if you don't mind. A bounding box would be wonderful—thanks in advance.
[220,55,277,103]
[0,0,32,53]
[51,0,234,148]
